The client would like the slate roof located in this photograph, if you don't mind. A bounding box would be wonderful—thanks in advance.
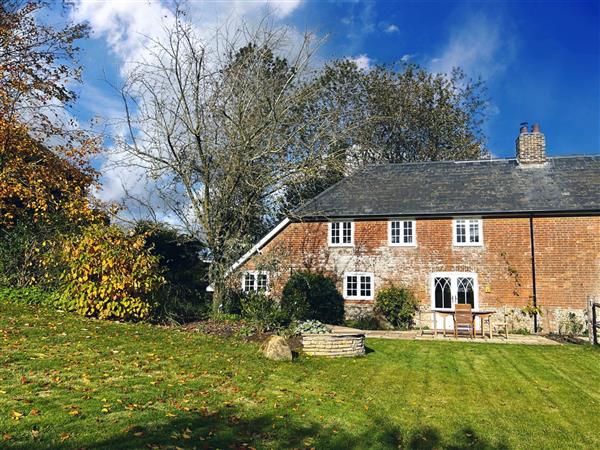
[294,156,600,218]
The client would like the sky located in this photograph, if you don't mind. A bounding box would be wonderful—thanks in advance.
[41,0,599,201]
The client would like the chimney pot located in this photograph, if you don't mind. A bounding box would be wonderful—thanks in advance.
[531,123,540,133]
[519,122,528,134]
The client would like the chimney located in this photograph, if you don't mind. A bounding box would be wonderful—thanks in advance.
[516,122,546,165]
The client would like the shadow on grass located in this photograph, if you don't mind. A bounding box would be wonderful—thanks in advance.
[41,409,510,450]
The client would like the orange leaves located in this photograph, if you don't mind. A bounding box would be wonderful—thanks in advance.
[0,120,100,228]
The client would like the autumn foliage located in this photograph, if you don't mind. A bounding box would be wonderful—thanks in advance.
[53,225,165,321]
[0,120,100,227]
[0,1,99,227]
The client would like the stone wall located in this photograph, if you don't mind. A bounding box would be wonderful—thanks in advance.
[302,333,365,357]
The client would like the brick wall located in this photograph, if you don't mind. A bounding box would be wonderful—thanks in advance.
[241,216,600,333]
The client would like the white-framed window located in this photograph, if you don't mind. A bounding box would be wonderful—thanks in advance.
[344,272,374,300]
[453,219,483,246]
[388,219,417,246]
[329,221,354,246]
[241,271,269,293]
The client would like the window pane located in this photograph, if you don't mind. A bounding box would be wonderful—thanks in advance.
[434,277,452,309]
[457,277,475,307]
[342,222,352,244]
[360,275,372,297]
[257,274,268,291]
[331,222,340,244]
[391,221,401,244]
[243,273,255,292]
[455,220,466,243]
[403,221,413,244]
[346,275,358,296]
[469,221,480,243]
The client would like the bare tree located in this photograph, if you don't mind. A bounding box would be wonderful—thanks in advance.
[112,11,351,311]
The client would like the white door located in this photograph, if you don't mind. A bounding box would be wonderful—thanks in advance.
[431,272,478,330]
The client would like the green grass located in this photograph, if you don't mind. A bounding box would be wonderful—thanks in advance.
[1,303,600,449]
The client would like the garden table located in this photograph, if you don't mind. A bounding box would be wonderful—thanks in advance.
[431,309,495,338]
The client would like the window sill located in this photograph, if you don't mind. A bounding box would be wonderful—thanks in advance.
[329,243,355,248]
[389,243,417,247]
[345,297,374,301]
[453,243,483,247]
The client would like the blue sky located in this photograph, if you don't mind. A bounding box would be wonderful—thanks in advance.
[291,0,600,156]
[44,0,598,199]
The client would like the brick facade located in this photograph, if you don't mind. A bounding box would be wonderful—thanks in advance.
[240,216,600,334]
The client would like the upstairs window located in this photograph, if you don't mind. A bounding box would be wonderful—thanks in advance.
[389,220,416,246]
[242,271,269,293]
[453,219,483,246]
[344,272,374,300]
[329,221,354,246]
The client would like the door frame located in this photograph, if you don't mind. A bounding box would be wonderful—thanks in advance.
[430,272,479,311]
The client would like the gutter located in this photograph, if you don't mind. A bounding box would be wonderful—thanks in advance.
[529,215,538,333]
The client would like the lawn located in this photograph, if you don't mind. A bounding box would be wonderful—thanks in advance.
[1,303,600,449]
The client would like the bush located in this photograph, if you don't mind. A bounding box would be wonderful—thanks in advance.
[374,286,418,330]
[134,221,210,323]
[52,224,165,321]
[281,271,344,324]
[0,214,78,289]
[345,313,384,330]
[0,286,58,306]
[240,291,287,331]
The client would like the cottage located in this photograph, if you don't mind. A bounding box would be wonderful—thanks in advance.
[233,124,600,334]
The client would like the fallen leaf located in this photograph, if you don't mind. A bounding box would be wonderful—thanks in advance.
[11,411,24,421]
[60,432,70,442]
[30,408,40,416]
[3,434,12,441]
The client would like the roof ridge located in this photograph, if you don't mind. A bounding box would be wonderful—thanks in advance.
[363,154,600,168]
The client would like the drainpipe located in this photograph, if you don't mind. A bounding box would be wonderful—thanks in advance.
[529,215,538,333]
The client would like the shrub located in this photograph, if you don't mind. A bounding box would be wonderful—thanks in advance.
[294,320,331,335]
[240,291,287,331]
[345,313,383,330]
[281,271,344,324]
[0,286,58,306]
[0,214,78,289]
[52,224,165,321]
[134,221,210,323]
[374,286,418,330]
[558,312,585,336]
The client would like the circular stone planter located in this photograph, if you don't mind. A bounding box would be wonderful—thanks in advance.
[302,332,366,357]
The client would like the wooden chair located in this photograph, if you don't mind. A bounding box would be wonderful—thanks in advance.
[492,308,509,339]
[418,309,437,336]
[454,304,475,338]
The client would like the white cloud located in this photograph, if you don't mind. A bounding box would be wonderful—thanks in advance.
[429,13,516,79]
[267,0,303,18]
[348,54,372,70]
[400,53,413,62]
[384,24,399,34]
[70,1,303,74]
[69,0,305,210]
